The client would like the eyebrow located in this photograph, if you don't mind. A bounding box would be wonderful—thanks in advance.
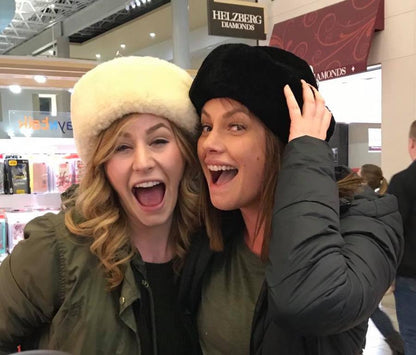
[119,122,170,138]
[201,106,250,119]
[146,122,170,134]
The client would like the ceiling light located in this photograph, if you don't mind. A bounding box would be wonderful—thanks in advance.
[120,44,126,49]
[135,0,141,6]
[149,32,156,38]
[9,85,22,94]
[34,75,47,84]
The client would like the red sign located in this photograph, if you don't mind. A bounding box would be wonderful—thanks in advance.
[270,0,384,81]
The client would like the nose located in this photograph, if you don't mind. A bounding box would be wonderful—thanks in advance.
[198,126,224,154]
[132,146,155,172]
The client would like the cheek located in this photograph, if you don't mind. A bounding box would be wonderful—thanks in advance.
[168,148,186,182]
[104,160,119,189]
[197,139,204,161]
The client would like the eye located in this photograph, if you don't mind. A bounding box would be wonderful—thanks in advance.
[200,124,212,133]
[230,123,245,131]
[151,138,169,146]
[114,144,130,152]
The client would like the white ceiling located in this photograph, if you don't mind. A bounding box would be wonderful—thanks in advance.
[0,0,97,54]
[1,0,212,62]
[0,0,382,125]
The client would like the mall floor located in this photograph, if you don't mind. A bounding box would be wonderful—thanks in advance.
[363,293,399,355]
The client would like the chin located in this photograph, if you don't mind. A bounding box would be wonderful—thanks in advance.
[211,198,238,211]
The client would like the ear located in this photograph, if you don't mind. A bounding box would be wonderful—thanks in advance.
[409,138,416,161]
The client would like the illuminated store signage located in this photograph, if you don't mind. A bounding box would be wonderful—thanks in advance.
[7,110,73,138]
[207,0,266,40]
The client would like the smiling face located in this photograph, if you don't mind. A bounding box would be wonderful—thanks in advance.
[197,98,267,213]
[105,113,185,231]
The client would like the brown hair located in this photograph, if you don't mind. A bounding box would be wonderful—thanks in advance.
[337,172,364,198]
[65,115,200,289]
[199,107,356,259]
[360,163,388,195]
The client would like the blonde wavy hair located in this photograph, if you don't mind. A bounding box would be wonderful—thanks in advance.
[65,115,200,289]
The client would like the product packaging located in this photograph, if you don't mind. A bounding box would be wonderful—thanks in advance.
[32,161,49,193]
[4,158,31,194]
[0,160,4,194]
[54,160,73,193]
[0,211,6,255]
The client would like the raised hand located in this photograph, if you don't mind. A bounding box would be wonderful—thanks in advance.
[285,79,332,142]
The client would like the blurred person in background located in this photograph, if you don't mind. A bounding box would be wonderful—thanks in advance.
[388,120,416,355]
[359,163,389,194]
[359,163,405,355]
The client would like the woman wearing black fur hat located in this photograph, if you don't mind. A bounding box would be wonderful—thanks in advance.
[179,43,404,354]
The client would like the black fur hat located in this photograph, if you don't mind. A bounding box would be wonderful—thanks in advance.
[189,43,335,143]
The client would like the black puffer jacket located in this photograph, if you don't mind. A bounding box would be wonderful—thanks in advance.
[179,136,403,355]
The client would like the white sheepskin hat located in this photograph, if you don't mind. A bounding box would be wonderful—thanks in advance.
[71,56,198,163]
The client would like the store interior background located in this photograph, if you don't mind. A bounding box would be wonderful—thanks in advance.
[1,0,415,180]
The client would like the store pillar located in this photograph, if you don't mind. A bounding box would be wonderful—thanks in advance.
[171,0,190,70]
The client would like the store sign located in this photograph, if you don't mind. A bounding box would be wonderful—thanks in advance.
[207,0,266,40]
[7,110,73,138]
[270,0,384,81]
[368,128,381,152]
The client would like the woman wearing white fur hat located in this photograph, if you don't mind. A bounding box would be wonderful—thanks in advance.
[0,57,201,354]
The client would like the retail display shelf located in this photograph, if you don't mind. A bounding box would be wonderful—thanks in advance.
[0,137,76,155]
[0,192,62,211]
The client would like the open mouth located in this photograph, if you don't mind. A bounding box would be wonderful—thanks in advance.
[133,181,165,207]
[208,165,238,185]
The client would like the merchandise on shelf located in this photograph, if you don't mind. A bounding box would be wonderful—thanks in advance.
[0,211,6,255]
[3,156,31,194]
[0,152,84,196]
[0,159,4,194]
[5,209,59,253]
[31,161,49,193]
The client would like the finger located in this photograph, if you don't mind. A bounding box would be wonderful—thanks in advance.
[311,88,332,138]
[300,79,316,119]
[310,85,325,105]
[311,87,327,119]
[284,84,302,121]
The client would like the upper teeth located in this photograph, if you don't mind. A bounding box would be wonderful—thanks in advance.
[135,181,160,188]
[207,165,236,171]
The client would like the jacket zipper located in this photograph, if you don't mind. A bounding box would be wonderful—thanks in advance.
[141,279,158,355]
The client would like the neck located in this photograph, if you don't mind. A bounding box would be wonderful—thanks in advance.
[241,207,265,256]
[130,222,174,263]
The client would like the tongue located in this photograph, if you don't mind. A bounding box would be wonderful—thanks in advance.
[136,184,164,206]
[216,170,237,185]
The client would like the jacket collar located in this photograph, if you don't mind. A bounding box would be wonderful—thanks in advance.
[117,253,145,334]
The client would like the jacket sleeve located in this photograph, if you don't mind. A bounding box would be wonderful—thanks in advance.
[0,213,64,354]
[266,136,403,335]
[388,170,414,225]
